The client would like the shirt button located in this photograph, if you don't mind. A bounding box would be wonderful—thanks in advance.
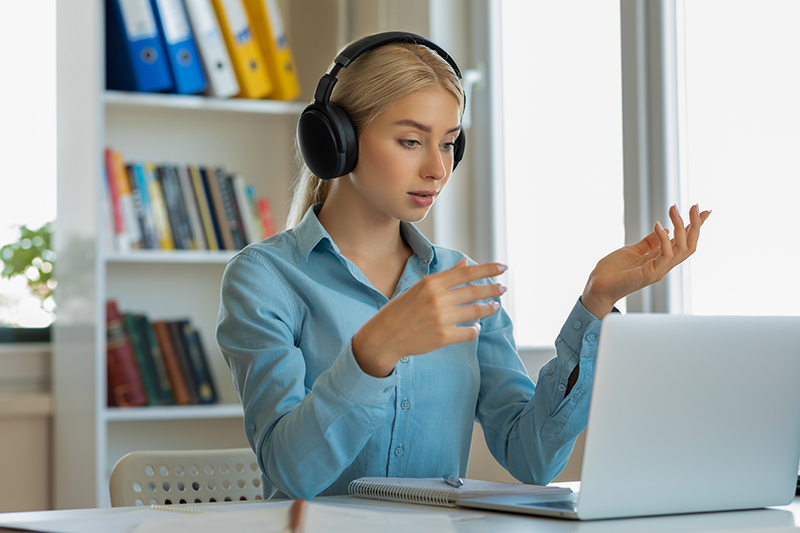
[247,423,256,432]
[400,357,410,364]
[559,384,566,392]
[401,399,410,411]
[586,333,597,342]
[573,321,582,330]
[394,445,404,457]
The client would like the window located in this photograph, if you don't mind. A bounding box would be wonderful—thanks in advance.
[676,0,800,316]
[498,0,625,347]
[0,2,57,329]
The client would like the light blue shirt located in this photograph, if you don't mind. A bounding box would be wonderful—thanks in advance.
[216,205,602,500]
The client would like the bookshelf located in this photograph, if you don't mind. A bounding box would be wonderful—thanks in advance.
[54,0,472,510]
[54,0,357,509]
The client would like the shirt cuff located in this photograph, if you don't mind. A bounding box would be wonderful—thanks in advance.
[559,298,603,360]
[324,338,400,407]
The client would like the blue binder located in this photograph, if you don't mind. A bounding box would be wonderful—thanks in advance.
[150,0,207,94]
[106,0,174,92]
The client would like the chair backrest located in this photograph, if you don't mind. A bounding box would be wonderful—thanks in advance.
[109,448,263,507]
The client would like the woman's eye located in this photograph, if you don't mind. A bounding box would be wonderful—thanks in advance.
[400,139,420,148]
[441,142,455,151]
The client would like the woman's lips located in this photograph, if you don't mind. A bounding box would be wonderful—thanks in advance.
[408,190,436,207]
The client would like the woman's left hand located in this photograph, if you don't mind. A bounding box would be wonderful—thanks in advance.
[581,204,712,319]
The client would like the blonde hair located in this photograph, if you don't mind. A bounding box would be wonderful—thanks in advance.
[285,41,465,229]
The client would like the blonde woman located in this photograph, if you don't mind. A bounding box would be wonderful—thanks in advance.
[216,32,711,500]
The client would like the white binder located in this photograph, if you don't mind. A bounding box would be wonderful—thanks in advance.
[183,0,240,97]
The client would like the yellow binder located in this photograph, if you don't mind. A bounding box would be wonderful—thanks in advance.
[243,0,301,101]
[210,0,273,98]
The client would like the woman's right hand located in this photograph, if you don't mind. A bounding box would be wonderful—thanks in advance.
[352,258,507,377]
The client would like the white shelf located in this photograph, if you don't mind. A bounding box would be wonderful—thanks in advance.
[102,250,238,264]
[104,403,243,422]
[103,90,307,115]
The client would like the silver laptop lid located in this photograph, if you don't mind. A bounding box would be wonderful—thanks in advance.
[577,314,800,520]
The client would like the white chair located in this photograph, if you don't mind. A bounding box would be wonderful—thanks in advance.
[109,448,263,507]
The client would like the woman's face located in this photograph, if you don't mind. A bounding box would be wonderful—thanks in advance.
[346,87,462,223]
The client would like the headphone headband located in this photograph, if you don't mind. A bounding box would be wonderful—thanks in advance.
[298,31,467,180]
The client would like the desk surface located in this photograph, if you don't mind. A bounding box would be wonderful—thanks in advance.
[1,495,799,533]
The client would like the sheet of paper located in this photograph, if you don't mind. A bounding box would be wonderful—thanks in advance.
[131,502,456,533]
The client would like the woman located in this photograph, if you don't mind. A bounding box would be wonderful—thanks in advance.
[216,33,711,500]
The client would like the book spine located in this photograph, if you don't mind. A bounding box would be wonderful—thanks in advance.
[128,163,159,249]
[256,196,277,238]
[123,312,164,406]
[204,166,235,249]
[230,173,258,244]
[177,320,218,404]
[167,320,200,404]
[106,300,148,408]
[151,320,193,405]
[190,165,220,251]
[112,150,143,248]
[223,173,248,249]
[104,148,128,250]
[144,163,175,250]
[177,165,206,250]
[244,185,263,242]
[156,165,193,249]
[136,314,175,405]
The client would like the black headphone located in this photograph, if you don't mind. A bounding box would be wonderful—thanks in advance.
[296,31,466,181]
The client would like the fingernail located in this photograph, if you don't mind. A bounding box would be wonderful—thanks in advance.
[491,300,500,309]
[497,264,508,273]
[498,284,507,295]
[656,221,664,232]
[472,322,482,331]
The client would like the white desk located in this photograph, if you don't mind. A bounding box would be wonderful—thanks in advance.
[1,495,799,533]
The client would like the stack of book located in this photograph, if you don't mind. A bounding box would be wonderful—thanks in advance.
[106,299,219,408]
[104,147,277,253]
[106,0,301,100]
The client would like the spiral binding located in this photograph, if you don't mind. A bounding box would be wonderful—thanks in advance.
[347,480,456,507]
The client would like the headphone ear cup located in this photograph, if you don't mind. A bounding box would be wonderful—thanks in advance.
[452,128,466,171]
[297,102,359,180]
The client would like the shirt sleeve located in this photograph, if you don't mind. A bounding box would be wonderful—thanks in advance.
[475,297,600,485]
[216,250,399,499]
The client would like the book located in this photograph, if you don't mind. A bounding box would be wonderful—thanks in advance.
[175,319,218,404]
[203,166,235,249]
[230,173,259,244]
[109,148,143,249]
[176,165,206,250]
[155,165,193,249]
[143,163,175,250]
[256,196,277,238]
[106,300,148,408]
[127,163,159,249]
[104,148,127,249]
[123,313,164,406]
[151,320,193,405]
[135,314,175,405]
[223,173,248,249]
[189,165,220,250]
[167,320,201,404]
[347,477,572,508]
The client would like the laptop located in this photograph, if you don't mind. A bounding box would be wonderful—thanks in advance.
[457,314,800,520]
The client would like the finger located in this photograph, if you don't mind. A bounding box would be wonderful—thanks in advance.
[451,300,502,325]
[668,205,688,252]
[439,262,508,288]
[685,205,711,252]
[449,282,506,306]
[651,220,674,273]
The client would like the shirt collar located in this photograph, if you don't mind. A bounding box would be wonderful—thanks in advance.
[293,204,435,264]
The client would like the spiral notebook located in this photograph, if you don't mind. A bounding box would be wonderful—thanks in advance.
[347,477,571,508]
